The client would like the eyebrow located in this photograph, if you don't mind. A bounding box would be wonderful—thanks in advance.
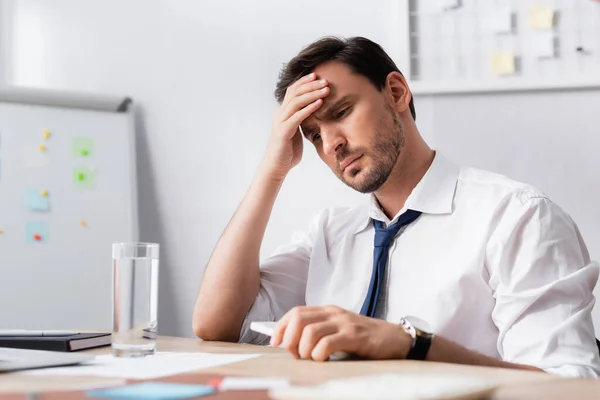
[315,95,353,121]
[301,95,354,137]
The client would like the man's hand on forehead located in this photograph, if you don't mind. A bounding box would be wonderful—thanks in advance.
[260,72,330,180]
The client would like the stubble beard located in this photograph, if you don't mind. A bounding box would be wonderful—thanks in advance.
[338,105,405,194]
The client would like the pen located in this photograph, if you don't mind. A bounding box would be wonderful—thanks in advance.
[0,330,79,337]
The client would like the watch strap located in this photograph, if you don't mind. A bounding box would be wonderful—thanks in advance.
[406,332,432,360]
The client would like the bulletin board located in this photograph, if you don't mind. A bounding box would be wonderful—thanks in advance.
[0,87,138,330]
[403,0,600,94]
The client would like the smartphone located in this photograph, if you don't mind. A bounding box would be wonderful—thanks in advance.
[250,321,277,337]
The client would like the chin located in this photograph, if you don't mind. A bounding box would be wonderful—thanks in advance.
[341,170,378,194]
[356,169,394,194]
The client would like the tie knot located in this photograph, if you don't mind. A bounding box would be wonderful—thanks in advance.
[373,209,422,248]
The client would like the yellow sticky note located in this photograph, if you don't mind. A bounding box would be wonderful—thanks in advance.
[38,144,46,152]
[530,5,554,29]
[43,129,51,139]
[492,52,516,75]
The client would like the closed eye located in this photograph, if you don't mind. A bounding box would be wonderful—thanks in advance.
[335,108,349,120]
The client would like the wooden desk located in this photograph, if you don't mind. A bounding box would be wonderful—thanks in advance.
[1,336,599,399]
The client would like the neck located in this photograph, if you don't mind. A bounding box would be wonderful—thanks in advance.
[374,137,435,220]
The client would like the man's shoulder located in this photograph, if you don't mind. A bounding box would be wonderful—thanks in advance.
[457,165,549,205]
[309,203,367,233]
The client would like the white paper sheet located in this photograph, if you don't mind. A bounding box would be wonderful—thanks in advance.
[25,352,261,380]
[269,374,497,400]
[219,377,289,391]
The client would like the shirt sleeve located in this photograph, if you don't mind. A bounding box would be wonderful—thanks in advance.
[487,193,600,378]
[238,211,323,345]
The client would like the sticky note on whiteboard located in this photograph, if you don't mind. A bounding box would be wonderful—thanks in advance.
[26,221,49,243]
[529,5,554,29]
[530,32,556,58]
[25,189,50,212]
[484,7,513,34]
[73,137,94,157]
[491,52,516,75]
[73,166,97,189]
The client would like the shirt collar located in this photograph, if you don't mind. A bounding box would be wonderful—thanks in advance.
[353,152,459,234]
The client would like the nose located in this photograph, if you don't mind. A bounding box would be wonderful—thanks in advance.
[321,126,346,157]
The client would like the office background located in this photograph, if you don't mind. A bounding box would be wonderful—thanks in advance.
[0,0,599,338]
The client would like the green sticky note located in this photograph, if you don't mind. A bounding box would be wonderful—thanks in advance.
[73,137,94,157]
[73,167,96,188]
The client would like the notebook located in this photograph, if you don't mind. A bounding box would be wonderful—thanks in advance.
[0,333,111,352]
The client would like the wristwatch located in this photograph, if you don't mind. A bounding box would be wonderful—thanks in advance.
[399,316,434,360]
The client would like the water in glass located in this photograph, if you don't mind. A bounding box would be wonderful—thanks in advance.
[112,244,159,357]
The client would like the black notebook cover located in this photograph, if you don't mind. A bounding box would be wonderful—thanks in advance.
[0,333,111,352]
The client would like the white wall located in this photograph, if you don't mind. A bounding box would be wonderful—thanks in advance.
[0,0,14,85]
[4,0,599,337]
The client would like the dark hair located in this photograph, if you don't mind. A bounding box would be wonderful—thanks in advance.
[274,36,416,121]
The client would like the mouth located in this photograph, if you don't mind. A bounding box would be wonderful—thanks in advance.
[339,154,363,173]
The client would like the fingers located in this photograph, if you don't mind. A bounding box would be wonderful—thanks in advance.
[294,78,328,99]
[281,73,316,109]
[283,99,324,138]
[297,321,338,359]
[311,333,352,362]
[272,305,360,362]
[289,71,318,89]
[282,76,328,109]
[281,310,332,359]
[270,309,294,347]
[280,86,329,122]
[271,307,309,347]
[278,310,328,358]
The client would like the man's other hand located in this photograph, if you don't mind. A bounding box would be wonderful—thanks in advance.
[270,305,412,361]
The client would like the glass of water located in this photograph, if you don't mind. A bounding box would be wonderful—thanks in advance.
[112,242,159,357]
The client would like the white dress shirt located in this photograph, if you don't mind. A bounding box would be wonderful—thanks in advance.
[240,153,600,378]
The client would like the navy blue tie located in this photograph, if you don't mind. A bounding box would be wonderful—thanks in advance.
[359,209,422,318]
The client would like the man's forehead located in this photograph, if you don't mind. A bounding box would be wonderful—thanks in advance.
[322,82,340,99]
[303,85,345,125]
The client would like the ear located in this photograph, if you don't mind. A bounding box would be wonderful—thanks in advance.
[385,72,412,114]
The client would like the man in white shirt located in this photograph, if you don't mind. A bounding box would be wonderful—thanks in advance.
[193,36,600,377]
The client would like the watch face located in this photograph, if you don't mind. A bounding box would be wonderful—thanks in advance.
[404,316,433,334]
[400,318,416,338]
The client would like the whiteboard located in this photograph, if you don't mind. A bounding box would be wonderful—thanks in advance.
[404,0,600,94]
[0,87,138,330]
